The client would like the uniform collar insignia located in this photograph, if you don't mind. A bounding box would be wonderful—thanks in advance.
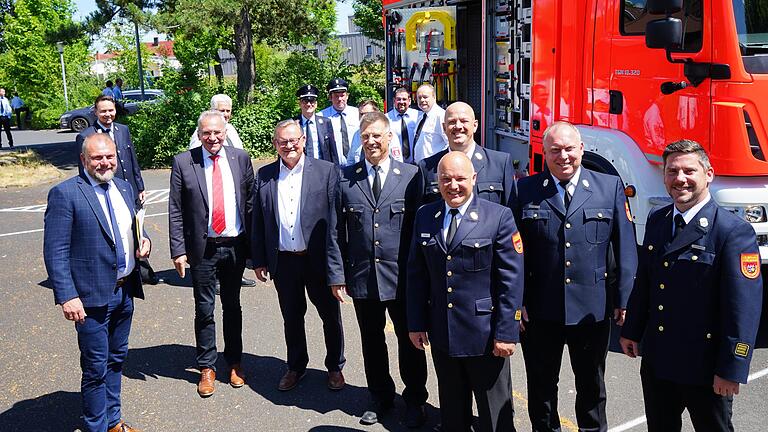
[393,167,401,175]
[582,179,590,188]
[434,210,442,218]
[699,217,708,228]
[543,178,549,187]
[355,167,363,174]
[475,152,483,160]
[469,211,478,220]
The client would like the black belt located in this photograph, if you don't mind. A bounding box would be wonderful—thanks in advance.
[116,276,129,287]
[206,235,243,246]
[279,250,308,256]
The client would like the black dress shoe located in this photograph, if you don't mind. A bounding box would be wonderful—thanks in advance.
[241,277,257,287]
[360,400,393,425]
[405,404,426,428]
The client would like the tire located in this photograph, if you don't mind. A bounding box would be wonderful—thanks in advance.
[71,117,89,132]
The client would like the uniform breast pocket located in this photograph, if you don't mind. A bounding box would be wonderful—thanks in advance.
[462,238,493,272]
[583,208,613,244]
[425,181,440,199]
[677,249,716,274]
[522,208,550,238]
[390,200,406,231]
[476,182,503,204]
[345,203,366,231]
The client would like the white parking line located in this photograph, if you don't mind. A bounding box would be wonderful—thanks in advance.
[0,212,169,238]
[609,366,768,431]
[0,188,169,213]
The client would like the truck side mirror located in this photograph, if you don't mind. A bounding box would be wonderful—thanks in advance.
[646,0,682,15]
[645,17,683,50]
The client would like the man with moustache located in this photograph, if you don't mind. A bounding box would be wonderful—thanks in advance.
[44,133,151,432]
[252,119,346,392]
[293,84,338,164]
[620,140,762,432]
[408,151,524,431]
[321,78,359,165]
[328,112,427,427]
[386,87,419,164]
[77,95,145,208]
[169,110,254,397]
[347,100,403,166]
[412,84,448,162]
[417,102,515,205]
[512,121,637,432]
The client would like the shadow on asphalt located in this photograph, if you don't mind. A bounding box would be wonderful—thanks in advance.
[17,141,80,171]
[0,390,81,431]
[152,269,193,288]
[123,343,439,431]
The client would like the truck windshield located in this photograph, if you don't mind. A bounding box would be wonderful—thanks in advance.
[733,0,768,46]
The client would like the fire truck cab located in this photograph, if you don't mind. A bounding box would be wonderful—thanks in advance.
[383,0,768,266]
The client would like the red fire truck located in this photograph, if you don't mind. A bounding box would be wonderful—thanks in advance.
[382,0,768,267]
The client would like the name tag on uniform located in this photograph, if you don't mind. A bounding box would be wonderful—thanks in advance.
[421,233,431,238]
[690,244,706,251]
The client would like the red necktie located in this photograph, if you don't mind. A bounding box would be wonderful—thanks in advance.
[210,154,226,234]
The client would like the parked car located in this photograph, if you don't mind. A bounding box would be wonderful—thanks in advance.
[59,89,165,132]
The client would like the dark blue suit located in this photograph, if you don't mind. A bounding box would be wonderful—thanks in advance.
[252,156,345,373]
[622,201,762,431]
[295,114,339,165]
[327,159,427,406]
[77,123,144,208]
[43,174,144,432]
[512,168,637,432]
[417,145,517,205]
[407,196,524,431]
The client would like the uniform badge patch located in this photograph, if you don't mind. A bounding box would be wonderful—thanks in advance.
[582,179,590,188]
[699,217,708,228]
[469,211,478,220]
[740,253,760,279]
[734,342,750,358]
[543,179,549,187]
[514,309,522,321]
[625,201,632,222]
[393,168,401,175]
[512,232,524,254]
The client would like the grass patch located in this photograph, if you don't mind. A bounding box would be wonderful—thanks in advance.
[0,150,62,188]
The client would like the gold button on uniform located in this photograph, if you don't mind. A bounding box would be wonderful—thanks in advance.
[658,326,664,332]
[375,208,380,213]
[565,242,571,248]
[447,287,453,293]
[374,240,380,246]
[659,283,665,289]
[706,333,712,339]
[598,212,603,218]
[489,185,495,190]
[648,245,654,251]
[664,261,669,267]
[566,261,571,267]
[565,223,571,229]
[374,223,379,228]
[422,241,427,246]
[447,271,453,277]
[474,242,480,247]
[448,303,453,309]
[658,305,664,311]
[375,258,380,263]
[447,255,452,260]
[534,213,538,218]
[565,278,571,284]
[691,255,698,261]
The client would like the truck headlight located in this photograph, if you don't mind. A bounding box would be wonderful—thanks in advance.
[723,205,767,223]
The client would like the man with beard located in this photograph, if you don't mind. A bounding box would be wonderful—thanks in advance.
[386,87,419,164]
[44,133,151,432]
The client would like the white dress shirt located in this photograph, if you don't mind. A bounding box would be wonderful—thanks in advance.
[203,146,242,238]
[551,166,582,207]
[84,171,135,278]
[443,195,474,242]
[365,156,391,191]
[672,194,711,235]
[299,114,320,159]
[96,121,116,143]
[414,105,448,162]
[277,155,307,252]
[347,130,403,166]
[386,107,420,163]
[190,123,244,150]
[320,105,360,165]
[0,97,12,118]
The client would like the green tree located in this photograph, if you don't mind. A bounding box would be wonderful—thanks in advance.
[0,0,97,127]
[350,0,384,42]
[104,25,154,88]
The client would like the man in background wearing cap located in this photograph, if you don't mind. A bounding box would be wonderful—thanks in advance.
[294,84,338,164]
[321,78,359,166]
[386,87,419,165]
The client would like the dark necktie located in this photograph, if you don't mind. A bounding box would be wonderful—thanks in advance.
[446,208,459,245]
[400,113,411,161]
[0,98,6,116]
[305,119,315,159]
[412,112,429,149]
[99,183,127,273]
[372,165,381,202]
[210,155,226,235]
[673,214,686,238]
[559,180,571,209]
[337,111,350,158]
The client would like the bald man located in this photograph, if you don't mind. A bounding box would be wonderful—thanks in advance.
[408,151,524,431]
[416,102,516,206]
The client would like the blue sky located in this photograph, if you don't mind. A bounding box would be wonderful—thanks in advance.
[73,0,355,36]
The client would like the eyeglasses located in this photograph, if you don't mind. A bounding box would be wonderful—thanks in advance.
[200,130,225,138]
[276,137,303,147]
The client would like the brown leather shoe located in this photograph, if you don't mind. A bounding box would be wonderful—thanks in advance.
[197,367,216,397]
[327,370,345,391]
[278,370,306,391]
[230,364,245,388]
[108,420,141,432]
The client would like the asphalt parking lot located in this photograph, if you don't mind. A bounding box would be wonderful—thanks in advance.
[0,131,766,431]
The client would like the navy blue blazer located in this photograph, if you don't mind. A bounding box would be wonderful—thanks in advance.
[622,201,763,385]
[416,145,517,206]
[44,174,145,307]
[294,115,339,165]
[168,146,254,266]
[512,168,638,325]
[407,197,524,357]
[252,156,339,278]
[327,159,421,300]
[77,122,144,206]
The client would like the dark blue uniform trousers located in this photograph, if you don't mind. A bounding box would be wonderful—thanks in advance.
[76,284,133,432]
